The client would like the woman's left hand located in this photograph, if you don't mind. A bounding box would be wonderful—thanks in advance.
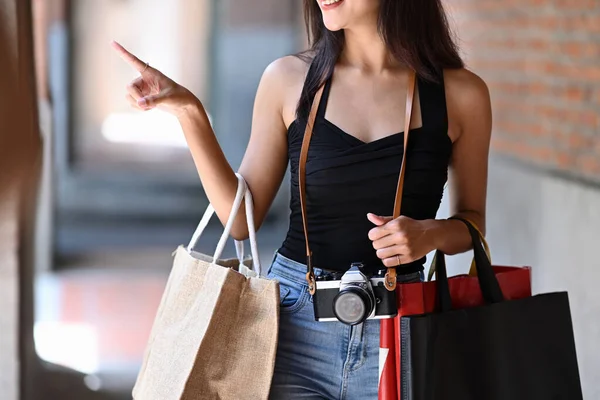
[367,213,438,267]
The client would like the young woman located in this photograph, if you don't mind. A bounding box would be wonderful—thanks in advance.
[114,0,492,398]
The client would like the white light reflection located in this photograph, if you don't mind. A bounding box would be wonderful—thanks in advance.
[101,109,188,148]
[34,322,99,374]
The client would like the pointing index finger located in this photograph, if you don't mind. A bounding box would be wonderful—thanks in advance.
[111,40,147,73]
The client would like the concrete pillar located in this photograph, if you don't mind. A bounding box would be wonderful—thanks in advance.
[0,0,43,398]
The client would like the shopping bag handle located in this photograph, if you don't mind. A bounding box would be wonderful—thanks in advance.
[186,173,261,276]
[434,218,504,312]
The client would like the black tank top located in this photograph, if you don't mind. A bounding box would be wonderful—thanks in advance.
[278,72,452,274]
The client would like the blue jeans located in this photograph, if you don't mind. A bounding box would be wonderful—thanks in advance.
[267,252,423,400]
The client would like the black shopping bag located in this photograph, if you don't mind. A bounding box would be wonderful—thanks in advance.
[400,220,583,400]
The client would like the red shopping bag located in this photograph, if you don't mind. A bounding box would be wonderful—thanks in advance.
[378,220,532,400]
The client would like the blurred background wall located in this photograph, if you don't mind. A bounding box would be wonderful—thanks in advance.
[27,0,303,399]
[0,0,598,399]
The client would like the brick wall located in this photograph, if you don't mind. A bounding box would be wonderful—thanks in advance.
[446,0,600,182]
[444,2,600,396]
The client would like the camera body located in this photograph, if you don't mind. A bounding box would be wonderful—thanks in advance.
[313,263,398,325]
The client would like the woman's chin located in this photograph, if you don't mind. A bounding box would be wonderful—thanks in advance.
[323,20,345,32]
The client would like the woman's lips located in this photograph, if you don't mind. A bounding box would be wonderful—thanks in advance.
[320,0,344,11]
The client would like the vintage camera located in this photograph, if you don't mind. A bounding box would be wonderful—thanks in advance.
[313,263,398,325]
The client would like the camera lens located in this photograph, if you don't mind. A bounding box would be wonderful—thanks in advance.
[332,286,375,325]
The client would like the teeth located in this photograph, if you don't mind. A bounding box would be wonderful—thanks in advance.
[322,0,341,5]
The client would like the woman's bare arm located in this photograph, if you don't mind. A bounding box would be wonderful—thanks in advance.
[174,56,307,239]
[428,68,493,254]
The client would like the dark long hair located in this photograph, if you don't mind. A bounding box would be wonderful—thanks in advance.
[297,0,464,121]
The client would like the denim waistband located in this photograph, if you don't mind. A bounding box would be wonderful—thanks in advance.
[269,251,423,287]
[269,252,326,286]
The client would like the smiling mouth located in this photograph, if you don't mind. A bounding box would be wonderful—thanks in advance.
[320,0,344,9]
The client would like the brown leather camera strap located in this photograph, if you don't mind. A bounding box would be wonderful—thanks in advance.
[299,84,324,295]
[299,70,417,294]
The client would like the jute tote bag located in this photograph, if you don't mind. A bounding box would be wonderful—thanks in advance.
[133,173,280,400]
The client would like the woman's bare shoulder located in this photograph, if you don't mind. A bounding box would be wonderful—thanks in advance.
[444,68,490,109]
[443,68,491,118]
[266,54,311,79]
[262,54,312,127]
[442,68,492,141]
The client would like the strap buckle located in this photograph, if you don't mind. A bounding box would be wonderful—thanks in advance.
[305,254,316,295]
[384,268,397,291]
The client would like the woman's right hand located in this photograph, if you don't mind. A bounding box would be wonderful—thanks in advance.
[111,40,200,119]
